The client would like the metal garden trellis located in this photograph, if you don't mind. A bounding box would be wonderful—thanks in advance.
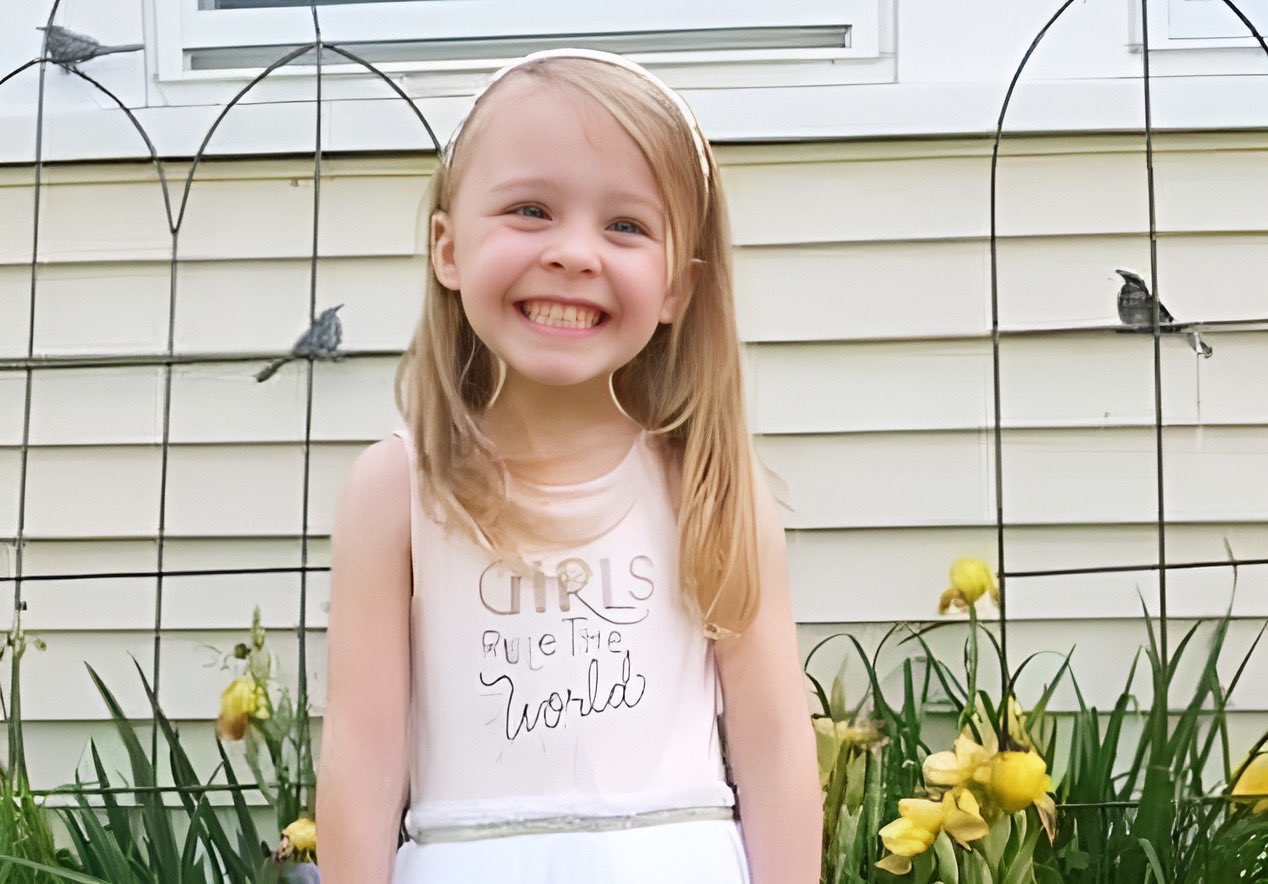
[0,0,1265,853]
[0,0,442,816]
[987,0,1268,782]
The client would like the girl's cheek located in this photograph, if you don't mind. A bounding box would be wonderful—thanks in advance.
[486,227,536,252]
[637,250,670,281]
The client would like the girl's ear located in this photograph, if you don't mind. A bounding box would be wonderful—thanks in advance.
[659,259,701,324]
[430,210,460,290]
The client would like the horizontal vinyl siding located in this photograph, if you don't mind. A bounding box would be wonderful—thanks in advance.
[1,133,1266,793]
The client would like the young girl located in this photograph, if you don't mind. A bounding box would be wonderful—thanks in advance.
[316,48,821,883]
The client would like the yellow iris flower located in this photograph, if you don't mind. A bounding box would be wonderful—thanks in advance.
[216,675,270,742]
[283,816,317,859]
[876,818,935,874]
[923,733,993,790]
[987,749,1053,813]
[986,748,1059,842]
[876,788,990,875]
[938,556,1000,614]
[923,734,1060,845]
[271,816,317,863]
[1231,752,1268,815]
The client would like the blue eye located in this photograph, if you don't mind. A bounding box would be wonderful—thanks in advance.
[611,219,645,236]
[512,202,547,219]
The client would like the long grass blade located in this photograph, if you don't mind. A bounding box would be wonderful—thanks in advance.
[0,856,109,884]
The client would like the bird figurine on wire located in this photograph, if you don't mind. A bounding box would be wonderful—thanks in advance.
[37,25,143,73]
[255,304,345,383]
[1115,268,1212,358]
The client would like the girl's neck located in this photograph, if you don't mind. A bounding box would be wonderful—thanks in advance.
[477,370,642,476]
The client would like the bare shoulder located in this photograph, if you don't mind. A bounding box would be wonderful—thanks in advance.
[331,435,411,589]
[343,435,409,509]
[348,434,410,494]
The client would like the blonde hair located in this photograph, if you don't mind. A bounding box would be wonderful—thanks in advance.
[393,56,760,639]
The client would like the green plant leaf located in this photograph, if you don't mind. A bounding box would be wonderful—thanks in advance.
[86,739,136,861]
[805,671,831,719]
[67,769,139,883]
[932,830,959,884]
[829,654,850,721]
[1002,811,1042,884]
[215,735,263,870]
[126,656,254,883]
[0,855,108,884]
[179,790,215,882]
[82,662,179,877]
[1138,838,1167,883]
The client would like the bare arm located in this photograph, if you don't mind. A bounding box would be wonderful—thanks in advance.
[715,463,822,884]
[315,436,413,883]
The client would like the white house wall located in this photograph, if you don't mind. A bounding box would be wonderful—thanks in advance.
[4,1,1268,162]
[1,131,1266,797]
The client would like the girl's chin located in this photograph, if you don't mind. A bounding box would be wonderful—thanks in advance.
[499,362,612,391]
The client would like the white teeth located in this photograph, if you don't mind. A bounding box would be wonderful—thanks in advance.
[519,301,602,329]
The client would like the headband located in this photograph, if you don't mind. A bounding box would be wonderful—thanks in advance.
[442,47,712,195]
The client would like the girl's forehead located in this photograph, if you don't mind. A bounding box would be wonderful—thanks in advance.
[480,75,595,126]
[457,79,661,203]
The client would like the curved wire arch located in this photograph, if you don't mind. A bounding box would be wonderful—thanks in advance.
[986,0,1268,772]
[0,0,453,808]
[63,66,175,230]
[0,58,42,90]
[152,0,454,814]
[3,0,67,786]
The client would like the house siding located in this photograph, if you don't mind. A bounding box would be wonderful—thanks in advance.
[2,132,1266,798]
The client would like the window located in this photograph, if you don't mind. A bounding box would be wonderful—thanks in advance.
[1167,0,1268,42]
[153,0,882,82]
[1124,0,1268,81]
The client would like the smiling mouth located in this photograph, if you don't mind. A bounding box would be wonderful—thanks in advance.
[516,300,608,330]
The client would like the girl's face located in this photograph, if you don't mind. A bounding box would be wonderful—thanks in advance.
[430,78,684,393]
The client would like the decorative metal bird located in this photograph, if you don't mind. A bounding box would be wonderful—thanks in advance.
[255,304,345,383]
[37,25,143,73]
[1115,268,1212,358]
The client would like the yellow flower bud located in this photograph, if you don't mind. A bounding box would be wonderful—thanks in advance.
[938,557,999,614]
[282,816,318,857]
[1230,752,1268,815]
[836,719,887,750]
[1006,696,1033,749]
[879,816,936,857]
[216,676,269,742]
[988,749,1053,813]
[812,717,841,789]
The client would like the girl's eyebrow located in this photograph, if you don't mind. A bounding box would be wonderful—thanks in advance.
[490,175,663,214]
[486,173,552,192]
[611,190,669,215]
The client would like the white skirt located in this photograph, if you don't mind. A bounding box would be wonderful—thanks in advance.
[391,817,751,883]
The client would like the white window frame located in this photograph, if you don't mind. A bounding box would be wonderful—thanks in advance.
[1123,0,1268,80]
[1130,0,1268,50]
[151,0,883,84]
[1167,0,1268,43]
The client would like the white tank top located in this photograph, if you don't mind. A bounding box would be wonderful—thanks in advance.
[390,426,736,835]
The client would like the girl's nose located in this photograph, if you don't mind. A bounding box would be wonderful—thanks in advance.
[540,221,601,276]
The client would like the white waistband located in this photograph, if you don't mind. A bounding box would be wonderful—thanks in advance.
[408,803,738,845]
